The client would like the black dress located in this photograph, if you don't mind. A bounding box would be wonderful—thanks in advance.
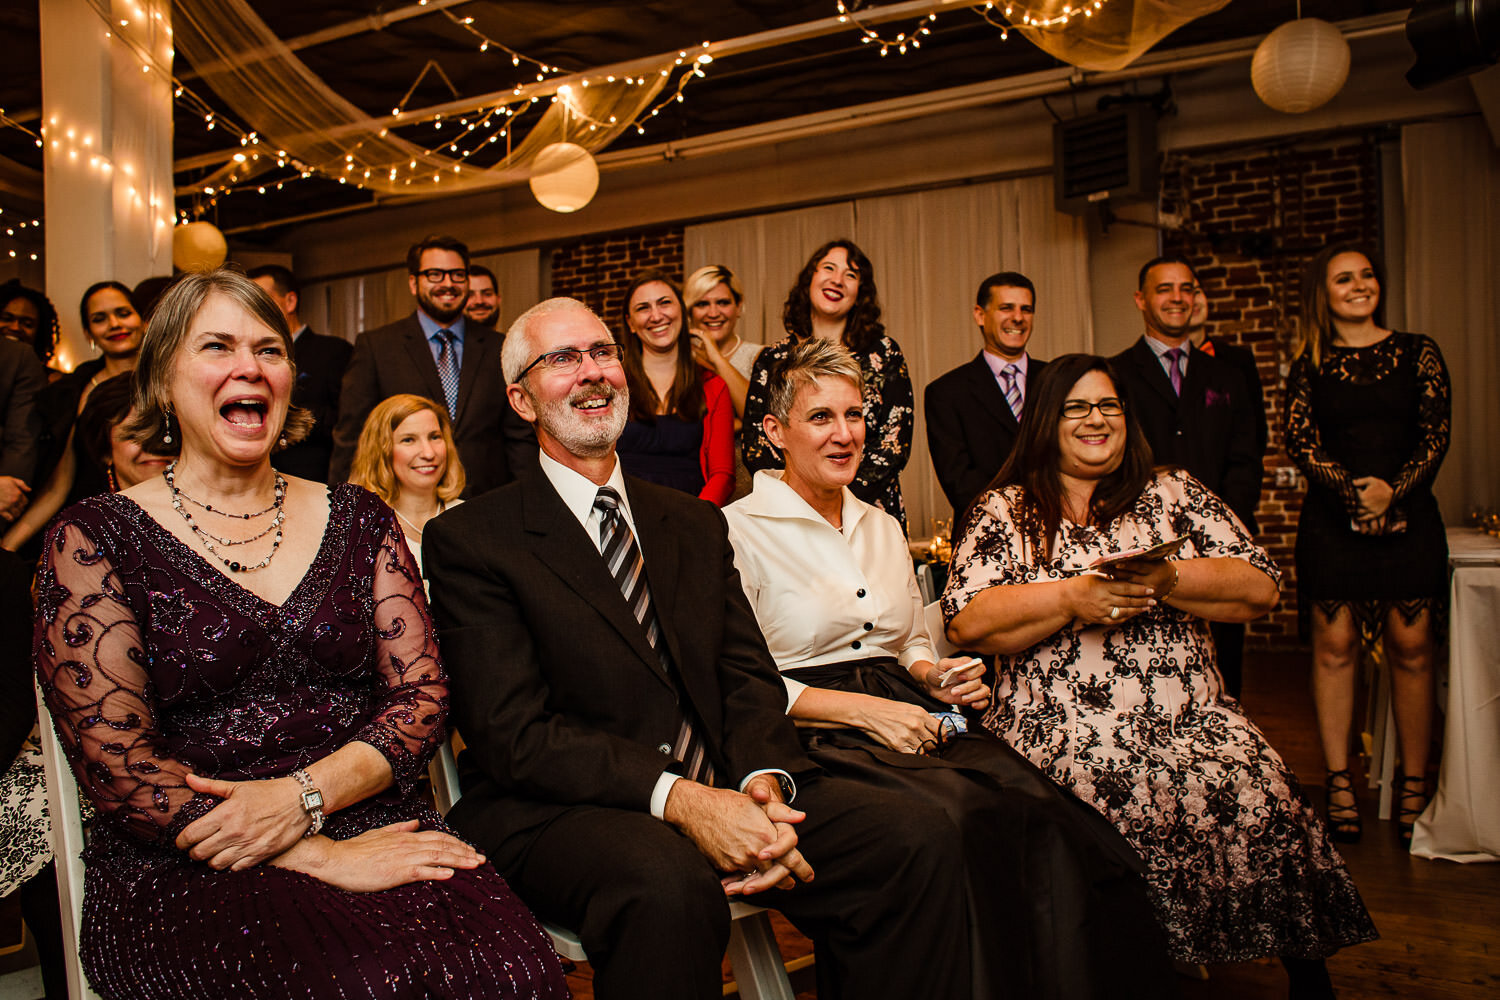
[1285,332,1451,638]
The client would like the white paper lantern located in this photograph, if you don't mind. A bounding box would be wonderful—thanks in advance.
[529,142,599,214]
[1251,19,1351,114]
[173,221,228,272]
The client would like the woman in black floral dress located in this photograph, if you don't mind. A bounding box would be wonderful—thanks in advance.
[1285,244,1450,846]
[741,239,914,531]
[944,354,1377,998]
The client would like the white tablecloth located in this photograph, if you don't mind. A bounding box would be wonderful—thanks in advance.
[1411,528,1500,862]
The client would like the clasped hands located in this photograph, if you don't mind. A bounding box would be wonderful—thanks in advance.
[663,773,813,897]
[1070,558,1174,627]
[175,772,483,892]
[1352,476,1397,535]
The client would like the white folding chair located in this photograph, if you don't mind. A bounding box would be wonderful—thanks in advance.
[429,741,796,999]
[32,684,105,1000]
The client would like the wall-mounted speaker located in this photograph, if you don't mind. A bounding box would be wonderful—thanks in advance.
[1406,0,1499,88]
[1052,106,1159,216]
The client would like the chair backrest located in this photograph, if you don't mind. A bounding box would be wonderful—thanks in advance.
[430,738,462,815]
[33,683,106,1000]
[923,600,957,659]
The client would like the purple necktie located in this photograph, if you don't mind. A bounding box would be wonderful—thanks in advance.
[1000,364,1023,420]
[1164,348,1184,396]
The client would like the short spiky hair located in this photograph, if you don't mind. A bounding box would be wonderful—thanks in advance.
[406,235,470,274]
[763,338,864,424]
[120,268,312,455]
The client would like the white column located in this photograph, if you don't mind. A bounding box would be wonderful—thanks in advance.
[40,0,173,371]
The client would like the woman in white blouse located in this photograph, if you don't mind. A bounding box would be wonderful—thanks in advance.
[723,339,1174,1000]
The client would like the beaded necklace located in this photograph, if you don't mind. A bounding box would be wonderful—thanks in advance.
[164,461,287,573]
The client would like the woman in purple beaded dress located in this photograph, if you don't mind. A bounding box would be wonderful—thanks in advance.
[32,270,568,1000]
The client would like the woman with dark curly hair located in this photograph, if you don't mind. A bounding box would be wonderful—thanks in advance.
[741,239,914,531]
[0,279,61,367]
[1285,244,1450,847]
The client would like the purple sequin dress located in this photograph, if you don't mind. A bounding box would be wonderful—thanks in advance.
[33,486,569,1000]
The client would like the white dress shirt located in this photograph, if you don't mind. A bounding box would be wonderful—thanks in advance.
[724,470,937,711]
[538,450,793,815]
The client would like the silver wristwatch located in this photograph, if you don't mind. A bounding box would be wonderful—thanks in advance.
[290,768,325,837]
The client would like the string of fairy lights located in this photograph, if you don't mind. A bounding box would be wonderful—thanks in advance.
[0,205,44,262]
[0,1,1108,221]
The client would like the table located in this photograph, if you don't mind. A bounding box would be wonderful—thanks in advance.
[1411,528,1500,862]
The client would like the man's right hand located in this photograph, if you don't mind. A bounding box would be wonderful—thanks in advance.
[0,476,30,522]
[662,779,813,895]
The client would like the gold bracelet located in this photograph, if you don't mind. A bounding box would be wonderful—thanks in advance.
[1159,562,1180,601]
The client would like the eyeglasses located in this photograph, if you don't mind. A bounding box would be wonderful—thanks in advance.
[415,268,469,284]
[1060,398,1124,419]
[514,343,625,381]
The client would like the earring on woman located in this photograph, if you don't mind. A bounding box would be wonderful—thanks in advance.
[278,429,288,450]
[162,409,175,446]
[106,463,119,493]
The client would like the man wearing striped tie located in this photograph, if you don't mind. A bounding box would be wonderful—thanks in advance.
[329,235,535,494]
[925,271,1047,518]
[426,297,973,1000]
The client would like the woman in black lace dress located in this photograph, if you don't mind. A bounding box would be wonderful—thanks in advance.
[32,270,567,999]
[741,239,915,531]
[1285,244,1450,846]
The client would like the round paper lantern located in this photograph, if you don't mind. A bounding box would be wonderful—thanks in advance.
[529,142,599,213]
[1251,18,1351,114]
[173,221,228,272]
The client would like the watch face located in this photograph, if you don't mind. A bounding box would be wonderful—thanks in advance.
[302,789,324,812]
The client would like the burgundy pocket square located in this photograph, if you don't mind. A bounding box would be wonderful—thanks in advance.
[1204,388,1230,407]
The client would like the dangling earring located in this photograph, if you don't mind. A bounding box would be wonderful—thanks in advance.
[277,429,288,450]
[106,464,119,493]
[162,409,174,446]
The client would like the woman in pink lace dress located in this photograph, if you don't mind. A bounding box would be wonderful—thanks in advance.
[33,270,567,1000]
[943,354,1376,999]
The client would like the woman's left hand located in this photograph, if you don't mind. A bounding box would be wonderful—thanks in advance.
[1105,558,1176,600]
[689,331,723,372]
[921,657,991,711]
[176,772,313,871]
[1353,476,1393,519]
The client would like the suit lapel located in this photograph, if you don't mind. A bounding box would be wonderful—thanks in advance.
[453,326,492,422]
[402,320,447,404]
[520,474,673,690]
[1129,338,1180,410]
[965,353,1017,431]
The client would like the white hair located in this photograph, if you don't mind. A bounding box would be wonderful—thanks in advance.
[502,297,610,383]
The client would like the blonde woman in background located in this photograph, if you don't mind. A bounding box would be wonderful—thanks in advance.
[685,264,762,500]
[349,393,466,581]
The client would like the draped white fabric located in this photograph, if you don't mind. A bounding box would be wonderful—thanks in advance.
[1401,119,1500,519]
[299,248,541,344]
[686,175,1091,536]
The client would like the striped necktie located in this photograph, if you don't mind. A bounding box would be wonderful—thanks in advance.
[594,487,714,784]
[1163,347,1184,396]
[1000,363,1023,420]
[435,328,460,417]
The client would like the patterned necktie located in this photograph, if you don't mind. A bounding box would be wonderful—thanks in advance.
[1163,347,1184,396]
[1000,363,1023,420]
[594,487,714,785]
[435,329,460,417]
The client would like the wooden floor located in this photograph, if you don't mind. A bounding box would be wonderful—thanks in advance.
[558,650,1500,999]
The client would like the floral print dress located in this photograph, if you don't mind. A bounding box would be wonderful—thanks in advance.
[942,469,1378,963]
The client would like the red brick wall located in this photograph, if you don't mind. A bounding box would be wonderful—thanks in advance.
[1159,135,1384,647]
[548,227,685,330]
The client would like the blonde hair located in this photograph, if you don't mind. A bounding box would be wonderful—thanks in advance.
[683,264,744,314]
[348,394,466,504]
[122,269,312,453]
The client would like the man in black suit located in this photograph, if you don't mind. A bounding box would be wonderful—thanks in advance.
[330,235,535,493]
[1111,257,1263,696]
[925,271,1047,518]
[249,265,352,483]
[424,298,972,1000]
[0,336,46,521]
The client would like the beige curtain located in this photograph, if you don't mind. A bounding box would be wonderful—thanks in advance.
[684,175,1091,536]
[1401,119,1500,519]
[300,248,541,343]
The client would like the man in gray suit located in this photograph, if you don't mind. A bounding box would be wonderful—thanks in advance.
[330,235,534,493]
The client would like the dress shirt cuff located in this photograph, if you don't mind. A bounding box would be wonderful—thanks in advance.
[898,645,939,673]
[649,772,682,820]
[739,769,797,805]
[781,674,811,714]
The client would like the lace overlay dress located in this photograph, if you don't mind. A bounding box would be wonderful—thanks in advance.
[742,335,914,531]
[1285,332,1451,638]
[32,486,567,1000]
[942,470,1378,963]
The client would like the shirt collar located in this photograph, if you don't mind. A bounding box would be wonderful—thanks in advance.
[1144,333,1191,359]
[538,448,630,530]
[290,324,309,342]
[416,310,466,342]
[732,469,867,534]
[980,349,1028,381]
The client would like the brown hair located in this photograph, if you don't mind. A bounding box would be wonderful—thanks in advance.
[1295,243,1387,369]
[348,394,466,505]
[618,270,705,423]
[781,239,885,353]
[121,268,312,453]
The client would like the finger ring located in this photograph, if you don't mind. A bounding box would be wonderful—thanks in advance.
[1109,606,1121,620]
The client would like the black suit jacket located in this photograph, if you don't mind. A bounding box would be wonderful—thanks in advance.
[1111,337,1262,528]
[274,327,352,483]
[1204,337,1269,458]
[0,337,46,484]
[330,313,535,495]
[424,469,813,857]
[924,352,1047,517]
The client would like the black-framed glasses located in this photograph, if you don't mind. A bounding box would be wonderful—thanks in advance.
[514,343,625,381]
[415,268,469,283]
[1060,397,1124,419]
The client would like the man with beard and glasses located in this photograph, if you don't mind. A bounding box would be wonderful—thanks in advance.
[331,235,534,494]
[424,297,978,1000]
